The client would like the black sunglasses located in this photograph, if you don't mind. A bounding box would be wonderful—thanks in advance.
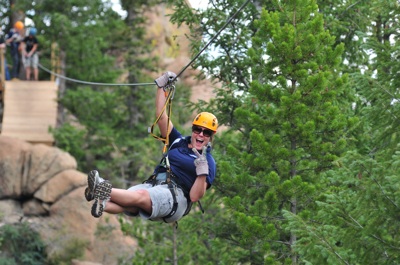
[192,126,213,137]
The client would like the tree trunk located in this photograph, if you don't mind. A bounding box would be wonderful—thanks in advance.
[290,197,298,265]
[173,224,178,265]
[56,49,66,128]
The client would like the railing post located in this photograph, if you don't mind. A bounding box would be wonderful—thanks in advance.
[0,47,5,103]
[50,42,60,82]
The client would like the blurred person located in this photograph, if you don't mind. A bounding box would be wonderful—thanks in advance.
[6,21,24,80]
[21,27,39,81]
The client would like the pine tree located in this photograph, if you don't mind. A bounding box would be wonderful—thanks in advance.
[284,1,400,264]
[209,0,352,263]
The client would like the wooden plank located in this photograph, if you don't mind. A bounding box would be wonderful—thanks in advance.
[1,122,56,128]
[1,81,58,145]
[4,107,57,113]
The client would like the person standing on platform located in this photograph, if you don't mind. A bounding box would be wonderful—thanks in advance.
[21,27,39,81]
[6,21,24,80]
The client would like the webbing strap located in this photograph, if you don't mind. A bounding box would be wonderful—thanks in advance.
[148,86,175,155]
[163,182,179,222]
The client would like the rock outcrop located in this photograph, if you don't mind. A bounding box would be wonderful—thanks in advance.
[0,135,136,265]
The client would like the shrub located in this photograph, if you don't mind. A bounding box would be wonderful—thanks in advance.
[0,222,47,265]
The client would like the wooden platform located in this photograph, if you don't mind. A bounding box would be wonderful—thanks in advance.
[1,80,58,145]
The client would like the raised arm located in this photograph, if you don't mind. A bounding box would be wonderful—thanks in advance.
[154,71,177,138]
[155,87,173,138]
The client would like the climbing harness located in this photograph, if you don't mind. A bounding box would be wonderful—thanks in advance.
[144,137,201,223]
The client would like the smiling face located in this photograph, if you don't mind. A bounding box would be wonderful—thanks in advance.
[190,112,218,151]
[190,125,213,150]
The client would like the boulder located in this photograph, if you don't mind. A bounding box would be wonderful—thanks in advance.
[35,169,87,203]
[0,136,76,198]
[0,199,23,223]
[0,136,136,265]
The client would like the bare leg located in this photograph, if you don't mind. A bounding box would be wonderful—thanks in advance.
[33,67,38,81]
[103,201,135,214]
[105,188,152,215]
[26,67,31,80]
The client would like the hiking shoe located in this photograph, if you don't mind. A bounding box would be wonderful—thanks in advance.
[85,170,107,201]
[86,170,112,218]
[91,180,112,218]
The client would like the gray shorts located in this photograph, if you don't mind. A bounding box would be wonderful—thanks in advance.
[125,183,188,223]
[22,53,39,68]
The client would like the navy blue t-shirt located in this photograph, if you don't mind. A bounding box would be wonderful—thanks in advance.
[156,127,216,192]
[6,29,21,53]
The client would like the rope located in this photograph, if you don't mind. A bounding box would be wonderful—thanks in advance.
[38,63,154,87]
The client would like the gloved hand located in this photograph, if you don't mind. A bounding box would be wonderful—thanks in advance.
[192,146,209,176]
[155,71,177,89]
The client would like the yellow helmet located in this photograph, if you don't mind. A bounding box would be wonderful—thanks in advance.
[14,21,24,30]
[193,112,218,132]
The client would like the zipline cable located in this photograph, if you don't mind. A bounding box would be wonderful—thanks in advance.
[38,63,154,87]
[173,0,252,81]
[38,0,251,87]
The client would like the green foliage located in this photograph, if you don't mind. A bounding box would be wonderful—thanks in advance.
[120,217,177,265]
[118,187,236,265]
[13,0,125,83]
[285,148,400,264]
[50,123,87,163]
[0,223,47,265]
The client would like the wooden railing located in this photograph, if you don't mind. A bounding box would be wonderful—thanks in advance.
[0,47,5,103]
[50,42,61,82]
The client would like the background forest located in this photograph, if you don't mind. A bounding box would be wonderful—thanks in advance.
[0,0,399,264]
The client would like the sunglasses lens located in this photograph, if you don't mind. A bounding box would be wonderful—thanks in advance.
[192,126,213,137]
[203,129,212,137]
[192,126,202,134]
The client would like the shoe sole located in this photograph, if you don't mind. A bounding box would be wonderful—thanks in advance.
[85,170,101,201]
[91,181,112,218]
[91,199,104,218]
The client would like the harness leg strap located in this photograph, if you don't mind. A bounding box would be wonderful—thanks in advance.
[163,182,178,222]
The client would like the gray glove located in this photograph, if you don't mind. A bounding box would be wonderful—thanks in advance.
[192,146,209,176]
[155,71,177,88]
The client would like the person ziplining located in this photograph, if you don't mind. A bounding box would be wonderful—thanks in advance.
[81,0,252,223]
[84,71,219,223]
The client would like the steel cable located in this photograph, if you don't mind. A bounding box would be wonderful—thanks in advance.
[38,0,252,87]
